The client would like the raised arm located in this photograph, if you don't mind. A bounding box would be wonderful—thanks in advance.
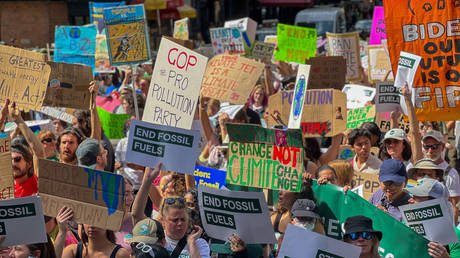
[0,99,9,132]
[132,163,161,225]
[89,81,101,141]
[402,83,423,163]
[319,133,343,165]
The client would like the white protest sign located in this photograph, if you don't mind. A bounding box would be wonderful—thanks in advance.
[394,51,421,115]
[210,28,245,55]
[40,106,74,123]
[288,64,311,129]
[0,196,47,246]
[375,81,401,112]
[143,37,208,130]
[126,119,200,174]
[278,224,361,258]
[198,186,276,244]
[4,119,53,133]
[400,199,458,245]
[342,84,376,109]
[224,17,257,44]
[351,184,364,198]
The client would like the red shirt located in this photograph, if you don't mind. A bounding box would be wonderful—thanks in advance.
[15,174,38,198]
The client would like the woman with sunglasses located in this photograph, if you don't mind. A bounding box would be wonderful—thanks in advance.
[343,216,382,258]
[37,130,58,161]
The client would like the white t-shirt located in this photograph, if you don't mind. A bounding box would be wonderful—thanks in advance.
[438,161,460,197]
[165,235,210,258]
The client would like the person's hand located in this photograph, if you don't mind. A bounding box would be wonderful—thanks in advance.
[427,242,450,258]
[376,204,389,214]
[317,177,330,185]
[1,99,9,119]
[56,206,74,233]
[343,185,351,195]
[302,172,314,180]
[144,163,162,182]
[187,225,203,245]
[8,101,23,124]
[219,112,230,126]
[89,81,99,95]
[402,82,411,100]
[0,236,8,255]
[391,107,401,121]
[229,234,246,252]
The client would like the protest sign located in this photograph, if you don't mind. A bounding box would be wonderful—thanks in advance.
[97,107,129,139]
[359,40,368,58]
[275,23,316,63]
[0,196,47,246]
[266,90,347,137]
[288,64,311,129]
[43,62,92,110]
[369,6,386,45]
[104,4,150,66]
[352,171,380,200]
[95,34,115,73]
[367,45,393,83]
[201,54,264,105]
[0,45,51,111]
[375,112,410,134]
[226,123,303,192]
[342,84,376,109]
[0,134,13,200]
[96,95,121,113]
[38,159,126,231]
[209,27,245,55]
[384,2,460,121]
[194,166,226,189]
[347,105,376,129]
[400,199,457,245]
[198,186,275,244]
[250,41,275,63]
[173,18,189,40]
[278,224,361,258]
[224,17,257,46]
[54,25,97,71]
[339,145,379,162]
[327,32,362,81]
[126,120,200,174]
[312,181,431,258]
[394,52,422,116]
[40,106,74,123]
[305,56,346,90]
[89,1,125,33]
[5,120,53,134]
[375,81,401,112]
[143,38,207,129]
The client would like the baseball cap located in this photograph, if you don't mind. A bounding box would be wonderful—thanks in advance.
[384,128,407,142]
[379,159,407,183]
[422,130,444,143]
[76,138,100,169]
[407,159,443,177]
[130,218,165,244]
[406,177,448,200]
[291,199,320,219]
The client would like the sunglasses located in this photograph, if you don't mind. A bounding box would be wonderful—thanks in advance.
[41,138,54,143]
[423,144,441,150]
[345,231,373,241]
[12,156,23,163]
[133,242,154,256]
[164,197,185,205]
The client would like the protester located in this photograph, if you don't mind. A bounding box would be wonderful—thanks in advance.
[380,128,413,166]
[9,235,57,258]
[37,130,58,161]
[129,218,170,258]
[349,128,382,174]
[328,159,355,187]
[56,127,84,165]
[52,119,67,135]
[315,165,338,185]
[76,138,108,171]
[343,216,382,258]
[247,85,268,120]
[359,122,382,147]
[115,179,136,252]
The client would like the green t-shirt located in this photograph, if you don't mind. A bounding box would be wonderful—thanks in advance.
[449,227,460,257]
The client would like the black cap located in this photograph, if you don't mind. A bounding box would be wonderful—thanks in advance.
[343,216,382,240]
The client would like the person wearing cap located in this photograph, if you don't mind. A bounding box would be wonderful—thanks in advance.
[369,159,411,221]
[343,216,382,258]
[348,128,382,174]
[408,159,445,184]
[380,128,413,167]
[76,138,107,171]
[129,218,170,258]
[289,199,324,233]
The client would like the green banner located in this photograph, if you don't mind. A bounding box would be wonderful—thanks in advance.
[96,107,129,139]
[274,24,317,63]
[312,181,430,258]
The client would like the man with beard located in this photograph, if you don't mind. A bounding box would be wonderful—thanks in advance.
[76,138,108,171]
[56,127,84,165]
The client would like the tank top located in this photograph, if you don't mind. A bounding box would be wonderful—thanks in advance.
[75,243,122,258]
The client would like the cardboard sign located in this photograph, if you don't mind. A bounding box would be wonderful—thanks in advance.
[0,134,13,200]
[143,37,207,129]
[367,45,393,83]
[369,6,386,45]
[224,17,257,46]
[0,196,47,246]
[210,27,245,55]
[104,4,151,66]
[173,18,189,40]
[89,1,125,33]
[194,166,226,189]
[250,41,275,63]
[38,159,126,231]
[339,145,379,161]
[375,112,410,134]
[0,45,51,111]
[226,124,304,192]
[54,25,97,71]
[278,224,361,258]
[275,23,316,63]
[347,105,376,129]
[126,119,200,174]
[288,64,311,129]
[375,81,401,112]
[97,107,129,139]
[198,186,276,244]
[384,1,460,121]
[43,62,92,110]
[201,54,264,104]
[342,84,376,109]
[305,56,346,90]
[40,106,74,124]
[327,32,362,81]
[352,171,380,200]
[95,34,115,73]
[266,90,347,137]
[400,199,457,245]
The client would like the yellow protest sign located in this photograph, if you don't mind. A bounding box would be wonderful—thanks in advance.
[347,105,376,129]
[353,171,380,200]
[0,134,13,200]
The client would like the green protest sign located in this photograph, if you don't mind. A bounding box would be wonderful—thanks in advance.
[311,181,430,258]
[346,105,376,129]
[274,24,316,63]
[96,107,129,139]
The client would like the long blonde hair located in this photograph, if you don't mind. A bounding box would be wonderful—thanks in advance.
[329,160,354,187]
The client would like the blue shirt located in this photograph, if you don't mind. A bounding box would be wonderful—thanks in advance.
[369,189,411,221]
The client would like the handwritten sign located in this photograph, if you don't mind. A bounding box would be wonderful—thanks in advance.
[201,54,264,104]
[0,134,13,200]
[0,45,51,111]
[288,64,311,129]
[375,112,410,134]
[275,23,316,63]
[250,41,275,63]
[89,1,125,33]
[173,18,189,40]
[143,37,207,129]
[224,17,257,46]
[54,25,96,71]
[226,124,304,192]
[306,56,346,90]
[367,45,393,83]
[369,6,386,45]
[39,159,125,231]
[210,27,245,55]
[96,107,129,139]
[193,166,226,189]
[95,34,114,73]
[327,32,362,81]
[104,4,150,66]
[353,171,380,200]
[347,105,376,129]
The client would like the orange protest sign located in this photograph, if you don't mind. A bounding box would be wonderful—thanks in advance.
[384,1,460,121]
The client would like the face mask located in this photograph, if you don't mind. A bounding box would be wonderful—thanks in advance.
[294,220,315,231]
